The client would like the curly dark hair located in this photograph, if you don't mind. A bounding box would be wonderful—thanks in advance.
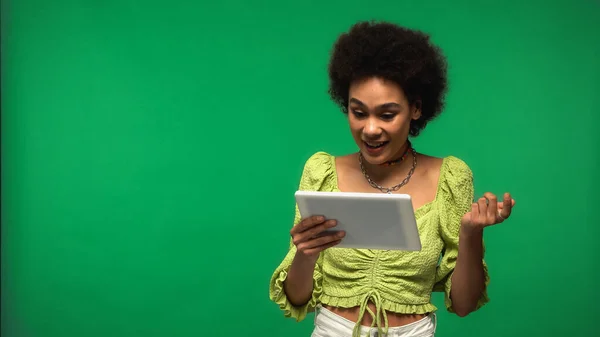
[327,20,448,137]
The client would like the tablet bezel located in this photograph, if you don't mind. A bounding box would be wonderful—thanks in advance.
[294,190,422,251]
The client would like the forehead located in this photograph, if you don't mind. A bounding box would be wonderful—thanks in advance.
[348,77,407,105]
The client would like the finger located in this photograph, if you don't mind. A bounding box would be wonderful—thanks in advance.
[483,192,498,222]
[498,198,516,209]
[291,215,326,235]
[500,192,513,218]
[303,238,343,256]
[292,219,336,246]
[298,220,338,242]
[470,202,478,224]
[298,231,346,252]
[477,197,487,221]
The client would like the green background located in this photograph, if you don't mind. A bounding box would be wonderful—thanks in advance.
[2,0,599,336]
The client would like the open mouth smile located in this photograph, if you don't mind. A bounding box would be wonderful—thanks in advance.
[364,141,389,149]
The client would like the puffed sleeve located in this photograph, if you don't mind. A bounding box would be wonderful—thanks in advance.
[433,156,490,313]
[268,152,335,321]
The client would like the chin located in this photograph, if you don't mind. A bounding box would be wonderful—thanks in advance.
[359,150,391,165]
[359,142,393,164]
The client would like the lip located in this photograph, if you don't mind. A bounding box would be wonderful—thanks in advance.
[363,141,389,155]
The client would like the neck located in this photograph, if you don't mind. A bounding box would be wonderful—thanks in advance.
[359,141,415,180]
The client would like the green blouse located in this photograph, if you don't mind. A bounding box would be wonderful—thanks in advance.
[269,152,490,336]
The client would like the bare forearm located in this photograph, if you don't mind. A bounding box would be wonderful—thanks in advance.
[283,253,318,306]
[450,226,485,316]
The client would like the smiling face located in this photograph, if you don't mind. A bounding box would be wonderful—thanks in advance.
[347,77,421,165]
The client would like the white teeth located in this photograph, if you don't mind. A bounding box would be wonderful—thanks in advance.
[365,141,387,148]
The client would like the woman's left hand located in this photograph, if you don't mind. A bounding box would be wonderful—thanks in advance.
[461,192,515,230]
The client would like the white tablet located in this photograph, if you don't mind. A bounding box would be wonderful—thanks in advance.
[294,191,422,251]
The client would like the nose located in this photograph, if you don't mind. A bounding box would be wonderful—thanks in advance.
[363,118,382,139]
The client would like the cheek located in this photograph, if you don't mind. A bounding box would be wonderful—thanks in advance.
[348,119,361,133]
[381,124,410,143]
[387,119,410,135]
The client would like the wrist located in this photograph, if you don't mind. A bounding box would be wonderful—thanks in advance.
[294,251,319,267]
[460,223,484,238]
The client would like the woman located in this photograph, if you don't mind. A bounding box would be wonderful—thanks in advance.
[269,20,515,337]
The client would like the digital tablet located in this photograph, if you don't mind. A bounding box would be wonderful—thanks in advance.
[294,191,422,251]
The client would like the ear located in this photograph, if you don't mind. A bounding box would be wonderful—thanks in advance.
[411,100,422,120]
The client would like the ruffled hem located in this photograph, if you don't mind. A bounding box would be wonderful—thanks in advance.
[269,269,323,322]
[320,293,438,314]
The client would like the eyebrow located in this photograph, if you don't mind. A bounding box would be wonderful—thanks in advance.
[349,98,401,110]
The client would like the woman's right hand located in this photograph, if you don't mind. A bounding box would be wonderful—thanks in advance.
[290,215,345,260]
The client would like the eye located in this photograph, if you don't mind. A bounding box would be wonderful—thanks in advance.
[351,109,366,118]
[381,113,396,120]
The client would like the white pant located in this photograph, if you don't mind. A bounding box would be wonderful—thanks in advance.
[311,305,437,337]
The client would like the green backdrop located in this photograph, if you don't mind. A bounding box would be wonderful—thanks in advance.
[2,0,599,336]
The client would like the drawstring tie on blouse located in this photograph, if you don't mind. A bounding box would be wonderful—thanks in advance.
[352,290,388,337]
